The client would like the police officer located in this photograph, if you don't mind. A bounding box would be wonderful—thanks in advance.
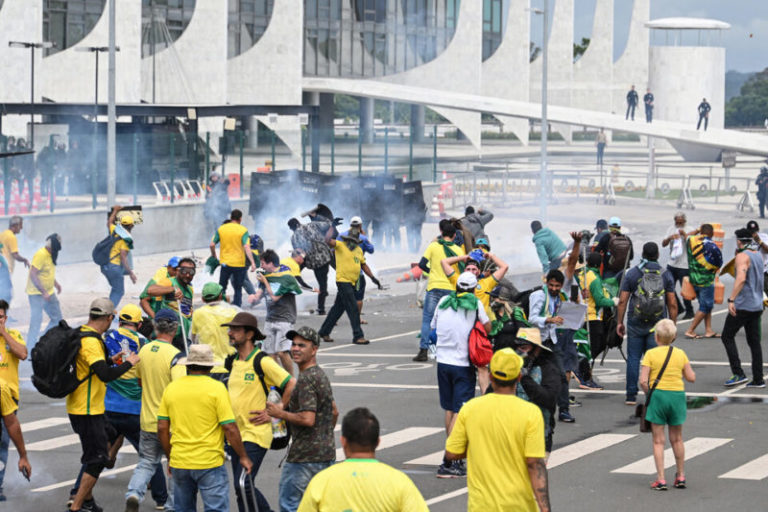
[755,165,768,218]
[643,88,654,123]
[626,85,639,121]
[697,98,711,131]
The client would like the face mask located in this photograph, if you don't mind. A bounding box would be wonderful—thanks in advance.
[349,226,361,236]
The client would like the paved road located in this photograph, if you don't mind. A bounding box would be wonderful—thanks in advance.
[5,274,768,512]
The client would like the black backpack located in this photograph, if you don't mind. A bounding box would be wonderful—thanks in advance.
[92,232,119,266]
[606,233,632,272]
[633,268,665,322]
[31,321,93,399]
[224,351,290,450]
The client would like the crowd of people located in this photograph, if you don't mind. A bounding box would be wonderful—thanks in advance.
[0,198,765,511]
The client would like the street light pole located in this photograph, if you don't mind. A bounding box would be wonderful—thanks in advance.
[107,0,117,206]
[8,41,54,150]
[533,4,549,223]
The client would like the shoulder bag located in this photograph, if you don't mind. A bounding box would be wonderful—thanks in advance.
[636,346,674,433]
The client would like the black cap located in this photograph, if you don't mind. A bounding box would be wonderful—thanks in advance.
[746,220,760,233]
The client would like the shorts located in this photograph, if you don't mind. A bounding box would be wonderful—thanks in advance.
[263,321,293,354]
[551,330,578,373]
[437,363,476,413]
[69,414,113,467]
[354,274,366,302]
[694,285,714,314]
[645,390,687,426]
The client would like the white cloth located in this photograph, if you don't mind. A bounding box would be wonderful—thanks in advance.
[758,232,768,272]
[263,321,293,354]
[666,225,688,269]
[431,296,489,367]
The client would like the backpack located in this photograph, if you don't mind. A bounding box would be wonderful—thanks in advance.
[92,233,119,266]
[468,311,493,367]
[224,351,290,450]
[31,321,93,399]
[632,268,665,322]
[606,233,632,272]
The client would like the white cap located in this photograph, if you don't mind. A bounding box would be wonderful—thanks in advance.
[350,216,363,226]
[456,271,478,290]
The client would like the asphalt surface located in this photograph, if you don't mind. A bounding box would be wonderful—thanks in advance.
[5,272,768,512]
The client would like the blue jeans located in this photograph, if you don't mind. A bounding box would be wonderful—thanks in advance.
[101,263,125,307]
[626,326,657,399]
[27,293,62,348]
[419,289,451,349]
[126,430,173,508]
[227,442,272,512]
[0,410,15,491]
[0,264,11,304]
[279,461,333,512]
[173,464,229,512]
[220,265,248,307]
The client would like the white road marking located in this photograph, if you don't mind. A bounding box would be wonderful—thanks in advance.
[336,427,442,461]
[612,437,732,474]
[332,382,438,390]
[719,453,768,480]
[21,417,70,432]
[677,308,728,324]
[25,434,80,451]
[317,330,419,353]
[600,358,768,368]
[318,353,419,358]
[32,464,138,493]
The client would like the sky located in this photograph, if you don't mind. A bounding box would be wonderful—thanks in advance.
[530,0,768,73]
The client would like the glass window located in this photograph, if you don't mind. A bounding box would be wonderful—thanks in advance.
[142,0,197,58]
[227,0,273,58]
[42,0,107,56]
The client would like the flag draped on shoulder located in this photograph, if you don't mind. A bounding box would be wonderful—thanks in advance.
[265,265,303,296]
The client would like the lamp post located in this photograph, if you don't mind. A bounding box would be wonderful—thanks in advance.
[8,41,54,151]
[533,4,549,222]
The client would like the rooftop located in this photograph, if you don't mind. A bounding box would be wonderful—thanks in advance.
[646,18,731,31]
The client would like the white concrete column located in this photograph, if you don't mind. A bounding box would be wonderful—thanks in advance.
[359,97,374,145]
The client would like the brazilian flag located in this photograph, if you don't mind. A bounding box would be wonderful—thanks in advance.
[265,265,303,296]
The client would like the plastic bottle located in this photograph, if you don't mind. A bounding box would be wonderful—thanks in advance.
[268,386,288,439]
[428,344,437,361]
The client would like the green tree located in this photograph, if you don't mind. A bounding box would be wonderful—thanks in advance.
[573,37,590,61]
[725,68,768,127]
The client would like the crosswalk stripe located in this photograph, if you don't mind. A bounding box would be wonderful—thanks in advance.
[31,464,138,493]
[21,417,71,432]
[26,434,81,451]
[611,437,732,474]
[719,454,768,480]
[336,427,443,461]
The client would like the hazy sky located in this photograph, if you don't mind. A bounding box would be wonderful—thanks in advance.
[530,0,767,72]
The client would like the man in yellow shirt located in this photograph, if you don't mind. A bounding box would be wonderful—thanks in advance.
[210,209,257,307]
[0,300,27,500]
[67,298,139,512]
[445,348,550,512]
[101,206,138,308]
[0,216,29,274]
[158,344,253,512]
[317,222,382,345]
[124,308,185,511]
[190,282,238,380]
[223,312,295,512]
[298,407,428,512]
[0,379,31,495]
[414,220,465,361]
[26,233,63,347]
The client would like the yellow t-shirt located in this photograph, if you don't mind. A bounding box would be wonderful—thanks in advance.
[190,303,238,374]
[108,225,130,265]
[0,379,18,417]
[213,222,249,267]
[228,349,291,449]
[25,247,56,296]
[0,329,26,400]
[157,375,235,470]
[446,393,545,512]
[423,241,465,291]
[280,257,302,277]
[445,271,497,320]
[334,242,365,284]
[151,267,172,286]
[66,326,108,415]
[641,346,689,392]
[0,229,19,273]
[297,459,429,512]
[136,340,185,432]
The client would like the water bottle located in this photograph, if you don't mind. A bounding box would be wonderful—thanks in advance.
[428,344,437,361]
[268,386,288,439]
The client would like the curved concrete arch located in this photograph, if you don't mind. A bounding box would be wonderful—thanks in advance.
[483,0,531,145]
[612,0,649,116]
[572,0,613,114]
[40,0,141,104]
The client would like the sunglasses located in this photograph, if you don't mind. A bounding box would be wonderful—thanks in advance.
[178,267,196,276]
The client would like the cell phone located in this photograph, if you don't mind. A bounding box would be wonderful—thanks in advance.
[21,466,30,481]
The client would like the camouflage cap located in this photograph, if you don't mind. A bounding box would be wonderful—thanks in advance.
[286,326,321,346]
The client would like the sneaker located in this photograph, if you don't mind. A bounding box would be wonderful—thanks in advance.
[650,480,668,491]
[579,379,604,390]
[569,396,582,407]
[745,380,766,388]
[724,375,749,387]
[625,397,637,406]
[353,338,370,345]
[454,460,467,477]
[558,410,576,423]
[413,349,428,362]
[316,310,326,316]
[321,335,334,343]
[125,496,140,512]
[673,474,687,489]
[81,499,104,512]
[436,462,463,479]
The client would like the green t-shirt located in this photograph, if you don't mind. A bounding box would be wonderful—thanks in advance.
[159,277,193,336]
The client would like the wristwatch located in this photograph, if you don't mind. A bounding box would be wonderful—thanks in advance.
[727,298,735,303]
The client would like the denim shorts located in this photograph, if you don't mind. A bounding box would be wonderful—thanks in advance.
[437,363,476,413]
[694,285,714,314]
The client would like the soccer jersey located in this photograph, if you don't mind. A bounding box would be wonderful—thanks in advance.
[108,225,130,265]
[423,240,465,291]
[190,303,238,373]
[0,229,18,273]
[334,242,365,284]
[66,326,107,415]
[0,328,25,400]
[213,223,249,267]
[0,379,18,416]
[136,340,185,432]
[642,346,690,392]
[280,257,302,277]
[25,247,56,295]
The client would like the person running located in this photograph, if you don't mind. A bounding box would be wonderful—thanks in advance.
[662,213,695,320]
[338,216,375,324]
[190,282,238,379]
[318,223,382,345]
[222,312,295,512]
[445,348,550,512]
[124,309,186,512]
[0,216,30,298]
[414,220,465,361]
[684,224,722,339]
[461,206,494,244]
[288,217,333,316]
[210,209,257,307]
[26,234,63,348]
[157,344,253,512]
[101,207,138,308]
[139,256,179,318]
[0,299,26,501]
[720,228,765,388]
[530,221,567,274]
[298,408,428,512]
[67,298,139,512]
[0,378,31,496]
[639,319,695,491]
[266,326,338,512]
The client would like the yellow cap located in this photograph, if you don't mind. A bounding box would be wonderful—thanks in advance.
[119,215,135,226]
[119,304,143,324]
[490,348,524,381]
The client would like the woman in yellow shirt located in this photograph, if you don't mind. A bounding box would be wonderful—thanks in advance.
[639,319,696,491]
